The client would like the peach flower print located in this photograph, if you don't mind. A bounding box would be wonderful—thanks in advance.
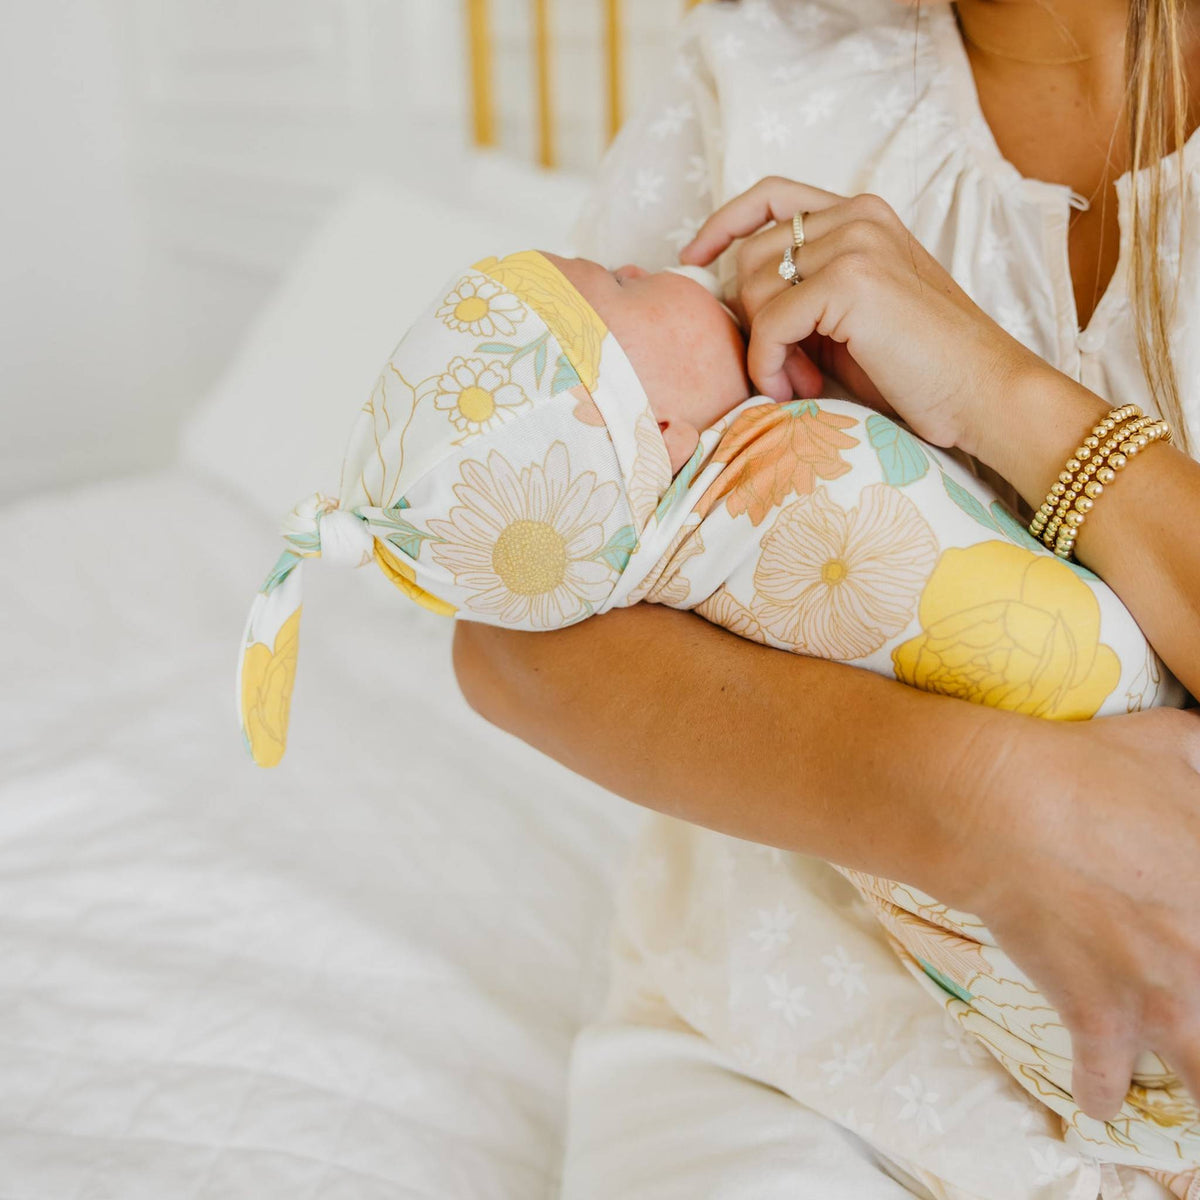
[751,483,937,659]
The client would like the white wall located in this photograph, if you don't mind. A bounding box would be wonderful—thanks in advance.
[0,0,691,504]
[1,0,160,501]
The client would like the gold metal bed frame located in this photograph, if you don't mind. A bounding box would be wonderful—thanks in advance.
[464,0,709,168]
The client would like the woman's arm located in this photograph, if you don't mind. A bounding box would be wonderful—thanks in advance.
[453,603,1200,1123]
[454,602,1004,899]
[960,361,1200,699]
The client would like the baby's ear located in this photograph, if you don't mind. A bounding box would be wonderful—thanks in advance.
[658,419,700,476]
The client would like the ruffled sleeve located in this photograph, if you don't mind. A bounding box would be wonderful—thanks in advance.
[568,8,722,273]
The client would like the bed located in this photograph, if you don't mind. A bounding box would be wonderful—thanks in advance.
[0,165,648,1198]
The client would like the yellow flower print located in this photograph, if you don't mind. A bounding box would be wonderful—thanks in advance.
[436,275,525,338]
[240,607,301,768]
[473,251,606,391]
[424,356,529,436]
[427,441,620,628]
[892,541,1120,719]
[751,484,938,659]
[373,542,457,617]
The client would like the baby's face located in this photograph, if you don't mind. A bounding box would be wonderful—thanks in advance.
[541,252,752,473]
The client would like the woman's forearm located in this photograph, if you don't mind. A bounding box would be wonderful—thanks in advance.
[453,601,1018,906]
[960,362,1200,698]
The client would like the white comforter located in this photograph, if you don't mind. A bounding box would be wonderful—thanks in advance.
[0,464,642,1197]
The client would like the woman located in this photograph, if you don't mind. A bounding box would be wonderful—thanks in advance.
[454,1,1200,1195]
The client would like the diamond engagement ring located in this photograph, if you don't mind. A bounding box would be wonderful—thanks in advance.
[777,209,808,283]
[778,244,798,282]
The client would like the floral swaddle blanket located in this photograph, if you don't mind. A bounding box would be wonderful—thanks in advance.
[236,250,1197,1188]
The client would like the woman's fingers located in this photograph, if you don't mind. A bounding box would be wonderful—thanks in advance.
[1068,1020,1141,1122]
[679,175,846,266]
[744,259,867,400]
[738,218,875,328]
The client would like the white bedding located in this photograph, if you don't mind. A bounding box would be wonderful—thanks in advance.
[0,166,646,1198]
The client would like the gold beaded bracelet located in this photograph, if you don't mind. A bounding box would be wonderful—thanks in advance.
[1039,414,1157,547]
[1030,405,1141,544]
[1052,418,1171,559]
[1028,403,1173,560]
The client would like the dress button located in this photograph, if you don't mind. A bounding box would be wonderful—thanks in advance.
[1077,328,1104,354]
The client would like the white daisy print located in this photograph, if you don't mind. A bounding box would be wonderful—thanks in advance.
[748,903,797,953]
[940,1015,989,1065]
[894,1074,944,1137]
[427,442,620,627]
[632,169,664,210]
[666,215,704,252]
[1030,1142,1082,1186]
[425,356,529,436]
[836,1105,875,1140]
[820,1040,874,1086]
[755,107,791,147]
[436,275,524,338]
[765,971,811,1026]
[650,102,695,139]
[979,229,1013,269]
[822,944,868,999]
[685,154,711,199]
[870,84,909,126]
[842,33,884,71]
[799,88,837,126]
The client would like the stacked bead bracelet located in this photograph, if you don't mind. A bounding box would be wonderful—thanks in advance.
[1028,403,1172,560]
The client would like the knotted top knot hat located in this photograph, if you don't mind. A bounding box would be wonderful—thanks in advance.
[237,250,679,767]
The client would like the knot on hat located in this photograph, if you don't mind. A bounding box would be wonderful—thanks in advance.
[280,492,374,568]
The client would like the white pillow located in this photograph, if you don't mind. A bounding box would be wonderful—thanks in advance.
[181,160,591,518]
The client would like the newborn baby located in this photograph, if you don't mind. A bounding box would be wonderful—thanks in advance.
[236,248,1195,1171]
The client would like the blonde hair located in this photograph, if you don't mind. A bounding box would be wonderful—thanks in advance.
[1125,0,1192,453]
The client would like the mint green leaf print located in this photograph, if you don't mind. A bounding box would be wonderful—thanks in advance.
[260,549,301,594]
[917,957,973,1004]
[987,500,1101,581]
[552,354,580,395]
[780,398,820,418]
[283,528,322,555]
[389,496,411,510]
[597,523,638,573]
[867,413,930,486]
[654,440,707,522]
[941,470,1004,534]
[988,501,1043,553]
[375,510,431,559]
[534,338,548,385]
[385,529,428,559]
[475,342,516,354]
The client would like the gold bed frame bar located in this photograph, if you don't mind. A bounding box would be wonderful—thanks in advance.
[465,0,709,162]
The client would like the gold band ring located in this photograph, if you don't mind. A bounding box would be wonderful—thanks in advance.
[792,209,806,249]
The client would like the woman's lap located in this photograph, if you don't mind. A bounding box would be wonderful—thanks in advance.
[559,1010,940,1199]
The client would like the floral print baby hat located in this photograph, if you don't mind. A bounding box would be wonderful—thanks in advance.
[237,251,675,767]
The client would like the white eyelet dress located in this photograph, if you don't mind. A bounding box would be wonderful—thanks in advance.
[560,3,1200,1199]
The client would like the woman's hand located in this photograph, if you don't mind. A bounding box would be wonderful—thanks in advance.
[946,705,1200,1121]
[679,175,1045,449]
